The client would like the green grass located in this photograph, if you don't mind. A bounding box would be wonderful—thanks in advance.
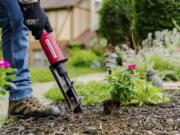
[30,67,53,83]
[30,65,105,83]
[44,81,111,105]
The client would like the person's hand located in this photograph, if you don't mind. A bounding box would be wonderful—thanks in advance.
[19,1,53,39]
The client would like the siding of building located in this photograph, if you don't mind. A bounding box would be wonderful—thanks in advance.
[29,0,101,67]
[73,0,90,38]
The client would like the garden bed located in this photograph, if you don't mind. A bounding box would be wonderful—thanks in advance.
[0,90,179,135]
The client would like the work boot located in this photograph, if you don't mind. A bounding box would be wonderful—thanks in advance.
[8,97,61,118]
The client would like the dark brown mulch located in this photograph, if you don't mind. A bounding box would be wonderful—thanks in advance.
[0,90,179,135]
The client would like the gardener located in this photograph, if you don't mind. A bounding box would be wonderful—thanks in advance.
[0,0,61,117]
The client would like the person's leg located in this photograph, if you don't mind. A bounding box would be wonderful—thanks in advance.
[0,0,33,101]
[0,0,61,117]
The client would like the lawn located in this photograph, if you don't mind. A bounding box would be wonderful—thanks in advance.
[30,65,105,83]
[44,81,111,105]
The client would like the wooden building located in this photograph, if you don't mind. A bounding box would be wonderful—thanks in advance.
[29,0,102,67]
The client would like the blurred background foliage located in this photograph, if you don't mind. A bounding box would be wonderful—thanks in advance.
[30,42,106,83]
[99,0,180,47]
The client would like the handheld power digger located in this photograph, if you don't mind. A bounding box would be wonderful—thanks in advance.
[39,32,82,113]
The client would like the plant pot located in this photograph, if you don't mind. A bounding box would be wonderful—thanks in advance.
[103,99,120,115]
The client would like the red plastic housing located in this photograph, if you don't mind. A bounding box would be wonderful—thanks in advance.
[40,32,66,65]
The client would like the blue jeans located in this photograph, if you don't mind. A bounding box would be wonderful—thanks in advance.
[0,0,33,101]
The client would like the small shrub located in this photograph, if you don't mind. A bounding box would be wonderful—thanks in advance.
[68,49,101,67]
[68,41,81,50]
[150,55,175,71]
[108,71,135,104]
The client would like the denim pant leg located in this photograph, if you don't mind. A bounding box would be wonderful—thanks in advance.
[0,0,33,101]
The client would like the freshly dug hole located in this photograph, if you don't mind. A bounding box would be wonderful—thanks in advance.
[103,99,120,115]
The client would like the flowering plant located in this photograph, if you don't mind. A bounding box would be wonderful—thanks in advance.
[108,68,169,106]
[127,64,137,74]
[0,58,11,68]
[128,64,137,70]
[0,58,16,98]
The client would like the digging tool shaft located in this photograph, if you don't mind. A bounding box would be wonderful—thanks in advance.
[39,32,82,113]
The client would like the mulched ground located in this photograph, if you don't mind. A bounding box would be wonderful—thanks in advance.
[0,90,179,135]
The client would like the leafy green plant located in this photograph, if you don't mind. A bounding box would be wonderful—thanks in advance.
[68,49,102,67]
[0,59,16,98]
[68,41,81,50]
[133,80,169,106]
[150,55,175,71]
[0,68,15,99]
[108,69,169,105]
[108,71,135,104]
[44,81,111,105]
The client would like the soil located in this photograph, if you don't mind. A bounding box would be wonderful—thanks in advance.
[103,100,120,115]
[0,90,179,135]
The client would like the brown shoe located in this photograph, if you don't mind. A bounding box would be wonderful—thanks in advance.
[8,97,61,117]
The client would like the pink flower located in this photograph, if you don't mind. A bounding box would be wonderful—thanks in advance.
[128,64,137,70]
[0,58,11,68]
[4,61,11,68]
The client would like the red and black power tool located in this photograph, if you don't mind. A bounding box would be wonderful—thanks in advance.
[39,32,82,113]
